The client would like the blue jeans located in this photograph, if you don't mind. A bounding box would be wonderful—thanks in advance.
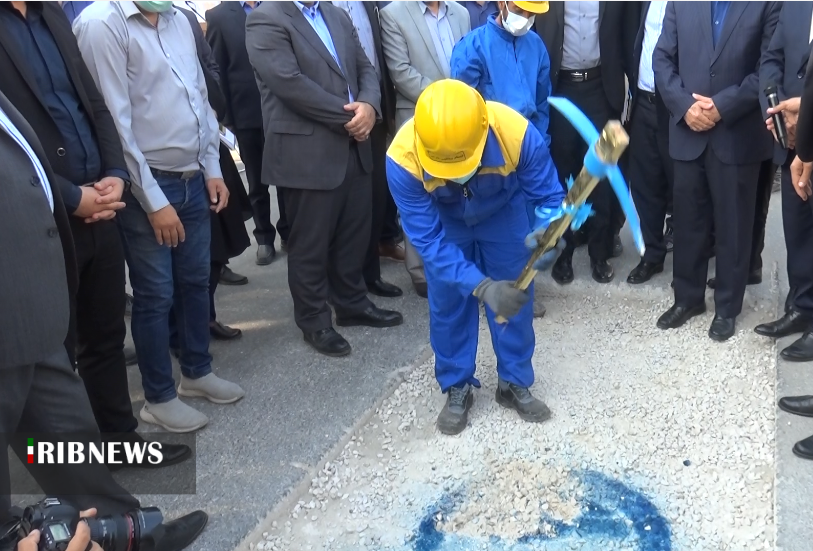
[117,172,212,404]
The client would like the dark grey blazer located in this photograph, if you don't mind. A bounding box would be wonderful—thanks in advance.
[0,90,76,368]
[653,1,781,164]
[759,1,813,164]
[245,1,381,191]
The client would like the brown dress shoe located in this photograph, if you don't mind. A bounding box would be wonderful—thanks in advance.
[379,241,405,262]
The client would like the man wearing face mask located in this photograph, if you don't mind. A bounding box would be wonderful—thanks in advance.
[387,80,565,435]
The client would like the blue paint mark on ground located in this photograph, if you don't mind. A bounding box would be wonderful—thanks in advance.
[411,470,671,550]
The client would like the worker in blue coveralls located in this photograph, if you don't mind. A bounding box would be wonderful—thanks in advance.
[450,1,552,147]
[450,1,553,319]
[387,79,566,435]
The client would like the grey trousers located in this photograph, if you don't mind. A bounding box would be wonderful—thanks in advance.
[0,349,140,520]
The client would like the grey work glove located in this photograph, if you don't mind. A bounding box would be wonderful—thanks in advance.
[473,278,530,319]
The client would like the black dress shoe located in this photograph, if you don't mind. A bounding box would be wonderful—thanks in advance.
[591,259,614,283]
[437,385,473,435]
[612,234,623,258]
[657,303,706,329]
[219,266,248,286]
[209,320,242,340]
[304,328,351,357]
[256,244,276,266]
[707,270,762,289]
[336,305,404,328]
[708,315,735,342]
[414,282,428,298]
[552,254,573,285]
[367,279,403,298]
[153,510,208,551]
[107,433,192,471]
[125,346,138,367]
[627,260,664,284]
[495,381,551,423]
[778,395,813,417]
[754,310,811,338]
[792,434,813,460]
[781,332,813,362]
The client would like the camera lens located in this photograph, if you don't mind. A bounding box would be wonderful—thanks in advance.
[86,508,162,551]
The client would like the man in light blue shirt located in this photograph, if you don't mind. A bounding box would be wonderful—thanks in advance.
[626,1,673,286]
[420,1,456,77]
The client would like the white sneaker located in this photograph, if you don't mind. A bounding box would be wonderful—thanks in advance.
[177,373,245,404]
[140,398,208,433]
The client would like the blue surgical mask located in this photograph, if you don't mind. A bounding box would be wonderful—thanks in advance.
[449,167,479,185]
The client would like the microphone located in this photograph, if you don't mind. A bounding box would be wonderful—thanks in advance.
[765,84,788,149]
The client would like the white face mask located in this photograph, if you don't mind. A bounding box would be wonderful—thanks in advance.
[502,7,534,36]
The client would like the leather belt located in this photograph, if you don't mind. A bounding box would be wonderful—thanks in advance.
[149,168,201,180]
[560,66,601,82]
[638,89,657,104]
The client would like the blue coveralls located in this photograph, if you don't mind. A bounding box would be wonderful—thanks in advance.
[450,14,553,147]
[386,103,565,392]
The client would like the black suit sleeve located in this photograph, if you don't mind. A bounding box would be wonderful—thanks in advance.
[653,2,695,125]
[797,46,813,161]
[759,6,787,105]
[205,8,234,128]
[622,1,641,80]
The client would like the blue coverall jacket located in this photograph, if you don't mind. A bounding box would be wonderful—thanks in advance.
[387,103,564,392]
[450,14,553,147]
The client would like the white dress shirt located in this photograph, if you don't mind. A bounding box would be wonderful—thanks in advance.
[0,105,54,212]
[637,1,668,93]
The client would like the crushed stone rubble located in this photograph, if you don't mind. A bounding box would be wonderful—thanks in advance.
[251,294,776,551]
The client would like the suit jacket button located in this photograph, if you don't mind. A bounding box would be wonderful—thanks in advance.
[710,72,715,77]
[57,147,66,156]
[47,228,58,238]
[30,175,40,186]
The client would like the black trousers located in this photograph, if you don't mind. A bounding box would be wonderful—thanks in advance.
[749,158,776,273]
[628,92,674,264]
[381,190,401,243]
[235,129,288,245]
[780,152,813,315]
[283,144,373,333]
[69,218,138,434]
[1,349,140,519]
[363,123,389,284]
[673,148,760,318]
[549,77,618,261]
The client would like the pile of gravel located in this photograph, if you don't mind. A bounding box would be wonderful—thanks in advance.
[250,294,776,551]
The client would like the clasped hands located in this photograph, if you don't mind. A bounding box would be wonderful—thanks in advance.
[684,93,720,132]
[344,101,376,141]
[74,176,126,223]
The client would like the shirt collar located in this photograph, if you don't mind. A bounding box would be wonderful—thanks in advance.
[487,13,515,42]
[240,1,261,7]
[420,2,447,17]
[121,1,176,20]
[293,1,320,17]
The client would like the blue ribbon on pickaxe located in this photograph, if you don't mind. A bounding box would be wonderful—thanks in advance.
[536,97,646,256]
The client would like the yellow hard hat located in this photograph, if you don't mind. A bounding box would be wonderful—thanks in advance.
[513,1,549,14]
[414,80,489,180]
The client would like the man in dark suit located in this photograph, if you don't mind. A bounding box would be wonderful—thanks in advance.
[653,1,780,341]
[534,1,639,285]
[0,0,189,464]
[626,2,673,285]
[754,1,813,362]
[206,0,284,266]
[333,1,403,299]
[246,1,403,358]
[0,91,210,550]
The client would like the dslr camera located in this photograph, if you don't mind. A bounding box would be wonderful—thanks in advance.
[0,498,162,551]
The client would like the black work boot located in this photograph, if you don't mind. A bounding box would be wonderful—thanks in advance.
[437,385,474,435]
[496,379,551,423]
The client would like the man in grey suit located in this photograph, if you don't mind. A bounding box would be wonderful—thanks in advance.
[379,0,470,298]
[246,1,403,358]
[653,1,780,342]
